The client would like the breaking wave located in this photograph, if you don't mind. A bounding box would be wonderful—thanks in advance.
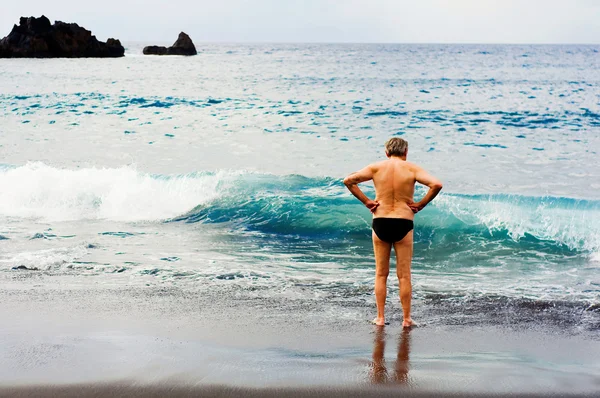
[0,163,598,257]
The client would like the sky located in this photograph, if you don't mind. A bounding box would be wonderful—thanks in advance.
[2,0,599,44]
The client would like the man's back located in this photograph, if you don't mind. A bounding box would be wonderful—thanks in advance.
[371,158,417,220]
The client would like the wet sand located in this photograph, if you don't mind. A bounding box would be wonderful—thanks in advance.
[1,384,595,398]
[2,273,600,396]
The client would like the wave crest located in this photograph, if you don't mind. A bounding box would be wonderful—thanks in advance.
[0,162,226,221]
[0,163,598,255]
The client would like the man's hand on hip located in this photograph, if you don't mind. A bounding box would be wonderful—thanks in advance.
[365,200,380,214]
[407,201,424,213]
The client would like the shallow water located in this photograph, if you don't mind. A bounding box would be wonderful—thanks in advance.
[0,43,599,332]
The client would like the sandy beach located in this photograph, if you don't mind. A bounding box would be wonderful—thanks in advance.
[2,271,599,396]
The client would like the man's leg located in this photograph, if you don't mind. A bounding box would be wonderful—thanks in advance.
[372,231,392,326]
[393,231,415,327]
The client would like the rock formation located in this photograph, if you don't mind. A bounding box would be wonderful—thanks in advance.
[0,15,124,58]
[143,45,168,56]
[143,32,197,56]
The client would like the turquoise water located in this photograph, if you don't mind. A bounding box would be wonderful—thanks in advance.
[0,44,599,331]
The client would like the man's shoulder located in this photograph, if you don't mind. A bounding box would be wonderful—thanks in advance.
[369,160,388,170]
[404,161,422,171]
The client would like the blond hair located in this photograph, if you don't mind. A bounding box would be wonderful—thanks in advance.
[385,137,408,157]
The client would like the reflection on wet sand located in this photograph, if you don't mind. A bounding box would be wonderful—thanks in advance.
[370,327,412,386]
[395,328,411,384]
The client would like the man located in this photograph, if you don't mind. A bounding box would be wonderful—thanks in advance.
[343,138,443,327]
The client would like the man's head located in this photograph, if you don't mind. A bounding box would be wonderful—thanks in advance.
[385,137,408,158]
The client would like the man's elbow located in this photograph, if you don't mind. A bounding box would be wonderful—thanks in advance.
[431,181,443,190]
[343,177,353,187]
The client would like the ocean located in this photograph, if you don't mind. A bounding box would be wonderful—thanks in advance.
[1,43,600,392]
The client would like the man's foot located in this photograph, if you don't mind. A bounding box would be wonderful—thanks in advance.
[371,317,389,326]
[402,318,418,328]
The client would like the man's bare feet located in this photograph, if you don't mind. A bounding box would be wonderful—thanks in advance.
[402,318,417,328]
[371,317,388,326]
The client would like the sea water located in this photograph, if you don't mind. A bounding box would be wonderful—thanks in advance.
[0,43,599,331]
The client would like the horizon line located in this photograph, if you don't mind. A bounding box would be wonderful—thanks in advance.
[122,40,600,46]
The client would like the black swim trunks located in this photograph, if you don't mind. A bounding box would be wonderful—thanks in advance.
[372,218,414,243]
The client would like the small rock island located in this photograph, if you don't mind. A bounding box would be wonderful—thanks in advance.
[143,32,197,56]
[0,16,124,58]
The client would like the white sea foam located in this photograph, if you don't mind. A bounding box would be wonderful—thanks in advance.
[429,193,600,254]
[0,163,235,222]
[0,244,89,270]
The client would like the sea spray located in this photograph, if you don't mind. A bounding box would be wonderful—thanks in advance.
[0,162,230,221]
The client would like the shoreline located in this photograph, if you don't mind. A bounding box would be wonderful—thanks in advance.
[2,275,600,395]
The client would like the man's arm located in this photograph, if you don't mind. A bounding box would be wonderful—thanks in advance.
[408,166,443,213]
[343,165,379,213]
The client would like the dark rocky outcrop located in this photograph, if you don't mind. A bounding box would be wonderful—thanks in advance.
[143,45,168,55]
[143,32,197,56]
[0,15,124,58]
[167,32,197,55]
[11,265,39,271]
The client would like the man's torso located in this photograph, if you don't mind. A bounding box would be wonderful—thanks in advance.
[371,159,416,220]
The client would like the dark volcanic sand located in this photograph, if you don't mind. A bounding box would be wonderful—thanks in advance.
[1,272,600,395]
